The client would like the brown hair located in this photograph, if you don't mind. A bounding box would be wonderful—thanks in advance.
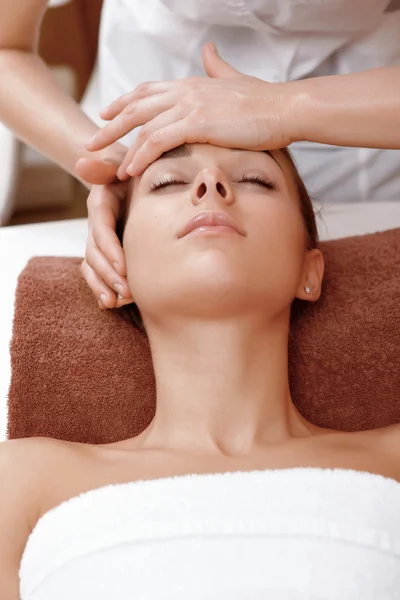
[116,146,319,333]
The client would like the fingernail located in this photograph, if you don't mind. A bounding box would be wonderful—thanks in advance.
[100,293,108,306]
[118,294,124,300]
[126,163,134,175]
[113,262,121,274]
[98,299,105,310]
[113,283,124,297]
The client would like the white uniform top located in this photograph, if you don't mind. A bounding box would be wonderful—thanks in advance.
[92,0,400,203]
[19,467,400,599]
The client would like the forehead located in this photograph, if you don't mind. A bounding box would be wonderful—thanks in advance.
[156,143,283,169]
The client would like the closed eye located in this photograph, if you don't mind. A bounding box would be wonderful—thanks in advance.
[239,175,277,190]
[150,177,187,191]
[150,174,277,192]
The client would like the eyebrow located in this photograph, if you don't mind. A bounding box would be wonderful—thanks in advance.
[157,144,283,170]
[158,144,193,160]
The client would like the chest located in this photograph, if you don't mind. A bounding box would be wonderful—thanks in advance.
[40,432,399,520]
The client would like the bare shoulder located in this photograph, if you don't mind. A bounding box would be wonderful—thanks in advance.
[0,436,65,483]
[0,436,80,599]
[0,434,81,469]
[0,436,87,522]
[360,423,400,479]
[375,422,400,452]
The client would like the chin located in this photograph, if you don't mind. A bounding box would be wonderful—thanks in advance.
[178,277,262,318]
[183,245,247,271]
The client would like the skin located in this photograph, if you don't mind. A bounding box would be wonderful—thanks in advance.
[1,0,399,310]
[0,144,399,598]
[89,45,400,178]
[0,0,131,299]
[82,43,400,310]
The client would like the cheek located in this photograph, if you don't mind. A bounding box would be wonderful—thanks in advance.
[123,203,174,297]
[246,198,306,287]
[249,196,305,252]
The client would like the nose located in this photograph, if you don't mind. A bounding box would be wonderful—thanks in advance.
[191,167,234,206]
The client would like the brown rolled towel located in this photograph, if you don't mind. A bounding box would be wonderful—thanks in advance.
[7,228,400,444]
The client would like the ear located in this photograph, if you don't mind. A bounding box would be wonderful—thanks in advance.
[296,248,325,301]
[202,42,243,78]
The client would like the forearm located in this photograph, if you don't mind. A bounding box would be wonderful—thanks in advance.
[0,50,122,188]
[290,66,400,149]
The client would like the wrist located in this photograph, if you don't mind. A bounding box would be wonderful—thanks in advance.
[283,79,315,144]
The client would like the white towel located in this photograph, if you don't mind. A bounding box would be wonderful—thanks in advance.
[19,467,400,600]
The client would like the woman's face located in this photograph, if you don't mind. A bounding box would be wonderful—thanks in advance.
[123,143,320,323]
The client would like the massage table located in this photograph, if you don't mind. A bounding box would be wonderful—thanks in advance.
[1,203,400,441]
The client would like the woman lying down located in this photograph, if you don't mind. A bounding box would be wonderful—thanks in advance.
[1,143,400,600]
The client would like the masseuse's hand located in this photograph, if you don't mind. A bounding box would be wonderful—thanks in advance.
[85,42,300,178]
[75,149,133,310]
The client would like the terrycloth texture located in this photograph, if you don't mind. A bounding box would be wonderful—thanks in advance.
[19,467,400,600]
[7,228,400,443]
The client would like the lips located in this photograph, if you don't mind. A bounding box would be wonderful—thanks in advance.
[178,211,246,239]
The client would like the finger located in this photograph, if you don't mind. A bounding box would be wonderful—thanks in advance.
[81,259,118,309]
[99,90,138,120]
[75,157,120,185]
[202,42,242,78]
[128,117,197,176]
[85,240,132,300]
[116,146,137,181]
[99,81,169,120]
[115,295,136,309]
[86,93,174,151]
[118,105,183,179]
[87,186,127,277]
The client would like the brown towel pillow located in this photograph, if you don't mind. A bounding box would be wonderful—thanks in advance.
[7,228,400,444]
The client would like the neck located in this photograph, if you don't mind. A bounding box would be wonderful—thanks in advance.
[139,312,317,457]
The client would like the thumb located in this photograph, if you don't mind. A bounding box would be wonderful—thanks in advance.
[202,42,242,78]
[75,157,119,185]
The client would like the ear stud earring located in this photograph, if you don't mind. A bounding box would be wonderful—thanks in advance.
[304,286,311,294]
